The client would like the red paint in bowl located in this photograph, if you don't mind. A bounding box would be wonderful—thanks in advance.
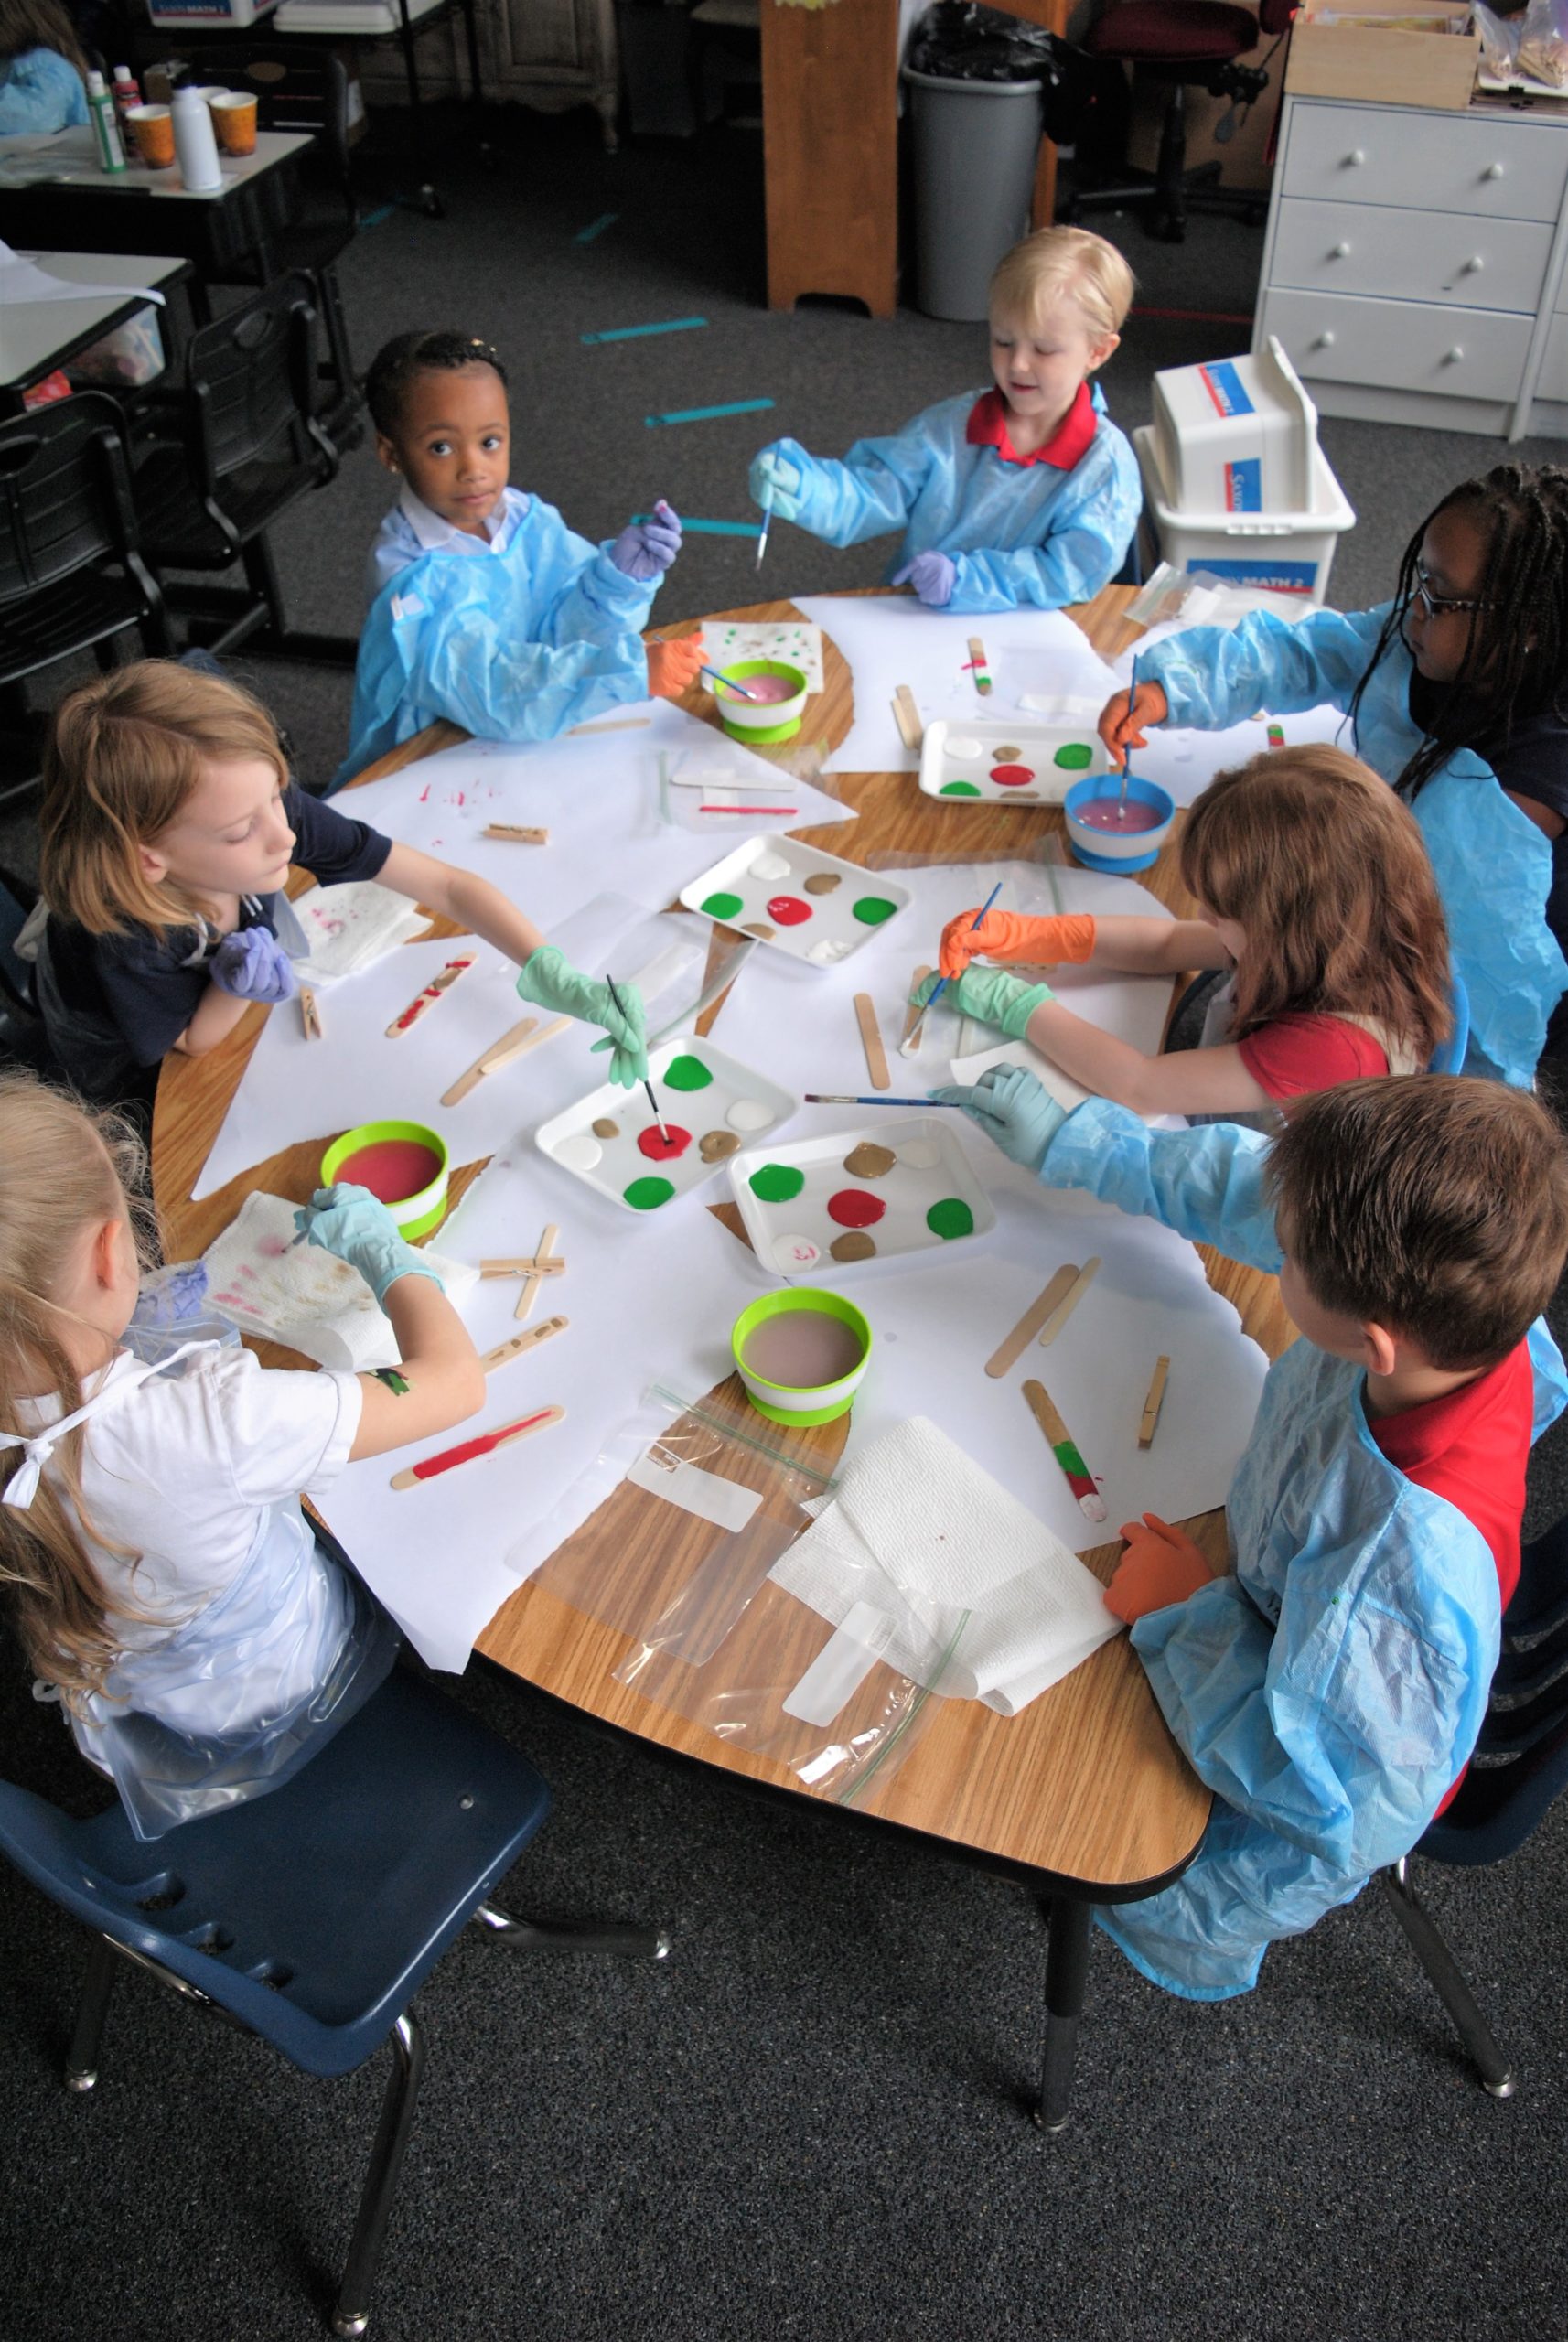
[337,1138,443,1202]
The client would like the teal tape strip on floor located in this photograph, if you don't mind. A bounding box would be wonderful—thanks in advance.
[645,399,774,428]
[581,317,708,344]
[575,212,618,243]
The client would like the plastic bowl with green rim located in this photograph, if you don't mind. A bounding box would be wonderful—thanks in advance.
[320,1119,450,1242]
[731,1286,873,1427]
[712,658,808,746]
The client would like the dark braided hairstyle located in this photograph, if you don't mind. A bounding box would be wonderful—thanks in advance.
[1346,463,1568,798]
[364,328,508,438]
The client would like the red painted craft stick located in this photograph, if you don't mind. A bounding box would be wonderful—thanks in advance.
[390,1404,564,1489]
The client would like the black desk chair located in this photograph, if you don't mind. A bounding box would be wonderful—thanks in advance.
[1380,1514,1568,2098]
[130,274,356,667]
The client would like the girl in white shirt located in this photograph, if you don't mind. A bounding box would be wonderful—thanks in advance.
[0,1072,485,1838]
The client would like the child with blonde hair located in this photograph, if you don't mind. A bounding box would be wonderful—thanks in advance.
[747,226,1140,611]
[0,1070,485,1837]
[928,746,1452,1133]
[34,661,653,1112]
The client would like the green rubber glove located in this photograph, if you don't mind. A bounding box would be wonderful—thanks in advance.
[930,1068,1067,1174]
[294,1185,446,1306]
[913,964,1054,1040]
[516,945,649,1088]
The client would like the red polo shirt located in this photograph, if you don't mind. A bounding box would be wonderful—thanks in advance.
[965,382,1098,472]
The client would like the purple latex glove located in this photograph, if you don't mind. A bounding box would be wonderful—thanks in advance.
[608,499,682,582]
[892,550,958,608]
[209,926,297,1004]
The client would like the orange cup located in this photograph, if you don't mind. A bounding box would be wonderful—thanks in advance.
[209,91,257,156]
[126,104,175,168]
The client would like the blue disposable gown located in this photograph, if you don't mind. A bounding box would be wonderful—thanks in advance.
[770,386,1141,612]
[1138,607,1568,1089]
[1038,1100,1568,2000]
[337,495,660,786]
[0,47,88,134]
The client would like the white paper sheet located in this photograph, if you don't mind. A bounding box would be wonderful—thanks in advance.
[290,879,430,983]
[0,242,166,306]
[702,618,824,693]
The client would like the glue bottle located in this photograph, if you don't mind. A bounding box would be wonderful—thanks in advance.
[170,81,223,192]
[85,70,127,174]
[112,64,142,133]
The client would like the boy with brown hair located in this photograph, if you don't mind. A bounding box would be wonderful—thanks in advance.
[942,1070,1568,1998]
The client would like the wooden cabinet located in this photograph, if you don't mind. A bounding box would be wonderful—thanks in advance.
[357,0,621,144]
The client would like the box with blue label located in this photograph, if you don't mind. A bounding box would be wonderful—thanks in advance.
[1152,339,1322,517]
[1133,424,1356,609]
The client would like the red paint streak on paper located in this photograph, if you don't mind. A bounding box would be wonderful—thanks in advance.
[418,785,430,802]
[411,1408,556,1482]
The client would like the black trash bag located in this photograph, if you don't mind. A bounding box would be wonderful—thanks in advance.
[908,1,1122,149]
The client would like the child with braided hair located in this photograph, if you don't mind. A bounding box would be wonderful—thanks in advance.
[1099,463,1568,1088]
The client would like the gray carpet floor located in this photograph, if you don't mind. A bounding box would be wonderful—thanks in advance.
[5,106,1568,2342]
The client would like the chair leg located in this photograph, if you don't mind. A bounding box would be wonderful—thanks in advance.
[330,2009,426,2339]
[65,1934,119,2092]
[1152,81,1189,242]
[470,1900,671,1962]
[1034,1895,1092,2134]
[1380,1859,1518,2099]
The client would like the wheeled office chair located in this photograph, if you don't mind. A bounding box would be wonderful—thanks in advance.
[0,1665,668,2335]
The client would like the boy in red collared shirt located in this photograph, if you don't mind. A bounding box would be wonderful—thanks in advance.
[746,226,1141,612]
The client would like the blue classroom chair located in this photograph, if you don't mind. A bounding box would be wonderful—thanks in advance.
[1380,1513,1568,2098]
[0,1666,668,2337]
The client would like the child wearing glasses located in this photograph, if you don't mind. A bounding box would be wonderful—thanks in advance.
[1098,463,1568,1088]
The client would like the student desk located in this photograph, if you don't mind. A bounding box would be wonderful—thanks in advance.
[153,584,1295,2131]
[0,251,189,414]
[0,131,313,283]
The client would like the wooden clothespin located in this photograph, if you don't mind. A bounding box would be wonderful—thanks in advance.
[1138,1356,1171,1449]
[299,986,323,1041]
[479,1254,565,1279]
[483,823,550,844]
[892,685,923,751]
[516,1223,559,1321]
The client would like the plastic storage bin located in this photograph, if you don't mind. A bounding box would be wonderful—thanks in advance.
[146,0,277,27]
[1133,424,1356,607]
[904,66,1043,322]
[1151,338,1320,515]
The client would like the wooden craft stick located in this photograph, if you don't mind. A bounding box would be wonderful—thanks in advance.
[386,951,475,1037]
[893,685,923,751]
[854,993,889,1090]
[390,1403,564,1490]
[479,1256,565,1279]
[479,1315,568,1373]
[984,1263,1079,1380]
[483,823,550,844]
[1037,1255,1101,1348]
[901,966,932,1049]
[566,715,650,736]
[299,985,322,1041]
[1022,1380,1107,1523]
[1138,1355,1171,1449]
[967,636,993,696]
[440,1016,546,1108]
[516,1222,559,1321]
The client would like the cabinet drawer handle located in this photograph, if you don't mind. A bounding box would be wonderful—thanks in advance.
[1330,241,1350,259]
[1344,147,1366,166]
[1482,162,1505,180]
[1443,346,1465,365]
[1315,329,1337,349]
[1462,255,1484,274]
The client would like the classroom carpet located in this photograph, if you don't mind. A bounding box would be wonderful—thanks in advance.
[4,106,1568,2342]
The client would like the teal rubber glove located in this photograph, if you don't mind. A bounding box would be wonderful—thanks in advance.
[516,945,649,1088]
[747,446,804,523]
[912,964,1055,1040]
[295,1185,446,1306]
[931,1066,1067,1173]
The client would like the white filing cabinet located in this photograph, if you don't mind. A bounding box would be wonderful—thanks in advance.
[1253,94,1568,440]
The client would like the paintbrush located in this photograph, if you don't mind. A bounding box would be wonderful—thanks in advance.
[755,489,774,571]
[805,1093,967,1109]
[900,880,1004,1058]
[1119,655,1139,817]
[606,973,669,1141]
[703,664,765,703]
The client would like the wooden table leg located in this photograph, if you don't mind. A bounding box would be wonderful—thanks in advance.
[1036,1895,1092,2133]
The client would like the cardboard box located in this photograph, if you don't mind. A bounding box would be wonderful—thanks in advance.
[1284,2,1480,111]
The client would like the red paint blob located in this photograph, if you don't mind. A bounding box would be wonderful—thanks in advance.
[637,1123,693,1161]
[826,1188,886,1230]
[338,1139,442,1201]
[990,763,1036,789]
[766,895,812,926]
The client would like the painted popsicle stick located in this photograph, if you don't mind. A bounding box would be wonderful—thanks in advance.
[1022,1380,1108,1523]
[892,686,922,751]
[699,805,799,817]
[1037,1255,1101,1348]
[480,1256,564,1279]
[967,637,993,695]
[1266,721,1285,748]
[984,1263,1079,1380]
[901,965,933,1049]
[479,1315,568,1374]
[854,993,889,1090]
[566,715,651,736]
[1138,1355,1171,1449]
[386,952,475,1037]
[390,1403,565,1490]
[299,986,322,1041]
[516,1222,559,1322]
[483,823,550,844]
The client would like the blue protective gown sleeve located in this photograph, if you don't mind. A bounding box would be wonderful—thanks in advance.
[1042,1098,1283,1272]
[0,47,89,134]
[336,504,658,785]
[1135,604,1386,732]
[772,388,1142,611]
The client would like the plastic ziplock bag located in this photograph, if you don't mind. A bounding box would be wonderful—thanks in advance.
[654,728,849,832]
[523,1384,970,1807]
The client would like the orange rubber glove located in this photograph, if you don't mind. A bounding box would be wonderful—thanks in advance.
[1102,1513,1213,1625]
[1097,680,1170,769]
[646,636,705,701]
[937,909,1097,981]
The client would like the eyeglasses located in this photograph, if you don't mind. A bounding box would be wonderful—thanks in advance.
[1411,562,1489,620]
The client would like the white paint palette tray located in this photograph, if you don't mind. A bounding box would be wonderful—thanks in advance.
[728,1114,996,1280]
[919,718,1112,807]
[679,834,911,966]
[534,1035,797,1217]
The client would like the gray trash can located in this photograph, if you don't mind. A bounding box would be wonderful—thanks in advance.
[904,66,1043,323]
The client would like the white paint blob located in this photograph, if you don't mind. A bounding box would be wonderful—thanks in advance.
[553,1132,604,1172]
[896,1138,940,1171]
[772,1232,822,1273]
[747,850,791,883]
[808,938,852,964]
[945,736,982,759]
[727,1096,775,1132]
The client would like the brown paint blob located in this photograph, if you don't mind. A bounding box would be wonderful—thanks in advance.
[699,1129,740,1162]
[830,1230,876,1262]
[741,922,776,941]
[803,872,841,896]
[591,1117,619,1139]
[843,1142,897,1180]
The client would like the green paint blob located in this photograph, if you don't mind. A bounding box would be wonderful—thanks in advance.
[749,1163,805,1203]
[940,780,982,797]
[663,1054,713,1092]
[927,1197,974,1240]
[1054,741,1094,770]
[624,1176,675,1211]
[852,896,897,927]
[701,890,744,920]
